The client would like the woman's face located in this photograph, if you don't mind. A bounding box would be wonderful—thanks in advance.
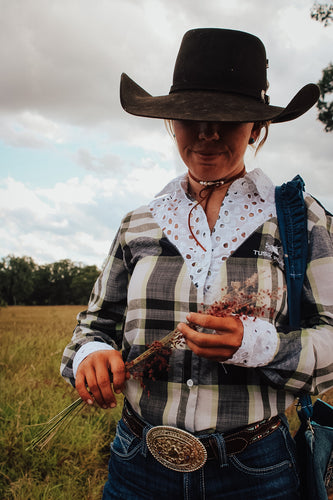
[173,120,259,181]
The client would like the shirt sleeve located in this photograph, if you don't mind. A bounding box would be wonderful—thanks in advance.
[72,342,115,378]
[60,225,129,387]
[260,197,333,395]
[224,316,279,367]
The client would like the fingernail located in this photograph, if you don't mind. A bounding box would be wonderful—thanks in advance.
[110,402,116,408]
[103,405,108,409]
[115,389,121,394]
[87,399,93,405]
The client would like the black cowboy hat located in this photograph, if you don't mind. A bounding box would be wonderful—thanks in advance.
[120,28,319,123]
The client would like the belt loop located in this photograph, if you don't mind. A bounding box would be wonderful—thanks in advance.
[214,433,228,468]
[141,425,151,458]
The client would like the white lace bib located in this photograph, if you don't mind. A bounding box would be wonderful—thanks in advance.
[149,168,276,300]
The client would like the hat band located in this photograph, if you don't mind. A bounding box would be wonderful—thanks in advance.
[169,85,269,104]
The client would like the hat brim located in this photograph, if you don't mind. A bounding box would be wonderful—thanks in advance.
[120,73,319,124]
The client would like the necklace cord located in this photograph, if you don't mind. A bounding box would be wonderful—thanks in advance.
[187,167,246,252]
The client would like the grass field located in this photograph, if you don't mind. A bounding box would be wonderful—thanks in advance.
[0,305,332,499]
[0,306,122,500]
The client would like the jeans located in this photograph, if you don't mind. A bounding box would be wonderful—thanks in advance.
[102,416,300,500]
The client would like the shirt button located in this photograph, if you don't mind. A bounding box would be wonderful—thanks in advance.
[186,379,194,388]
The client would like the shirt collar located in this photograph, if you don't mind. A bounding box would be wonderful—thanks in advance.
[155,168,275,202]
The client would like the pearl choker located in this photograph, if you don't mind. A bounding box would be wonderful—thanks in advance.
[196,179,225,187]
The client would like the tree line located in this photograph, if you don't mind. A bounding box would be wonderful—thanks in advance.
[311,2,333,132]
[0,255,101,306]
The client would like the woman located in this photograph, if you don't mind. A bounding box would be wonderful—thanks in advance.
[61,29,333,499]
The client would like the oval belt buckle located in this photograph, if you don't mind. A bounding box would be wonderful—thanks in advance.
[146,426,207,472]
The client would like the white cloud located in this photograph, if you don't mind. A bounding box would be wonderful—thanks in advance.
[0,162,177,264]
[277,4,333,51]
[77,148,126,174]
[0,178,53,214]
[0,112,69,149]
[19,112,64,143]
[122,161,178,197]
[37,177,101,206]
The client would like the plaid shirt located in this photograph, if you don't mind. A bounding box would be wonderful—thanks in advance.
[61,173,333,433]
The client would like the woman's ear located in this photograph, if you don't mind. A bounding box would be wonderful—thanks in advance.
[250,123,262,143]
[249,121,270,153]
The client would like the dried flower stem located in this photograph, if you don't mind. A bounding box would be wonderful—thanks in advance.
[26,397,84,450]
[27,329,184,450]
[125,328,182,371]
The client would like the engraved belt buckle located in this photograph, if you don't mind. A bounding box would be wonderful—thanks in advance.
[146,426,207,472]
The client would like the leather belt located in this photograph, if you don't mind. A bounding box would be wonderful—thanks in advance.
[122,400,281,459]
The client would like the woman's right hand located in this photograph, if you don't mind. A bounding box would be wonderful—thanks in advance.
[75,350,128,409]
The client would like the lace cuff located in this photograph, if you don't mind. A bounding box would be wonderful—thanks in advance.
[224,317,279,367]
[73,342,114,378]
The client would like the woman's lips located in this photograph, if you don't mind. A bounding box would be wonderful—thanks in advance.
[195,152,221,155]
[191,148,224,156]
[191,150,224,160]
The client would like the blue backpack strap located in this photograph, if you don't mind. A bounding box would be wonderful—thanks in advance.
[275,175,310,420]
[297,393,314,422]
[274,175,308,329]
[276,178,332,422]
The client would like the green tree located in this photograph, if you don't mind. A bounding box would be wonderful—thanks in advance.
[311,3,333,132]
[310,2,333,26]
[31,264,53,305]
[47,259,77,305]
[70,264,100,304]
[0,255,101,305]
[317,63,333,132]
[0,255,36,305]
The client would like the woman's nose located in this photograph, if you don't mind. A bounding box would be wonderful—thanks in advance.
[198,122,220,141]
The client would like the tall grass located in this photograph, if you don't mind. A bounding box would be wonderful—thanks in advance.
[0,306,332,499]
[0,306,122,500]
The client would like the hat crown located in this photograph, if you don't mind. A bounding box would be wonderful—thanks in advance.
[120,27,319,123]
[170,29,268,101]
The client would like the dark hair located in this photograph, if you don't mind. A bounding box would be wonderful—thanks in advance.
[253,120,271,153]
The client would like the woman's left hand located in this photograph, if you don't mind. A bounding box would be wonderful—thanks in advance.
[177,312,244,362]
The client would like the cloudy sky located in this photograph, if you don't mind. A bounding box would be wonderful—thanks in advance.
[1,0,332,267]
